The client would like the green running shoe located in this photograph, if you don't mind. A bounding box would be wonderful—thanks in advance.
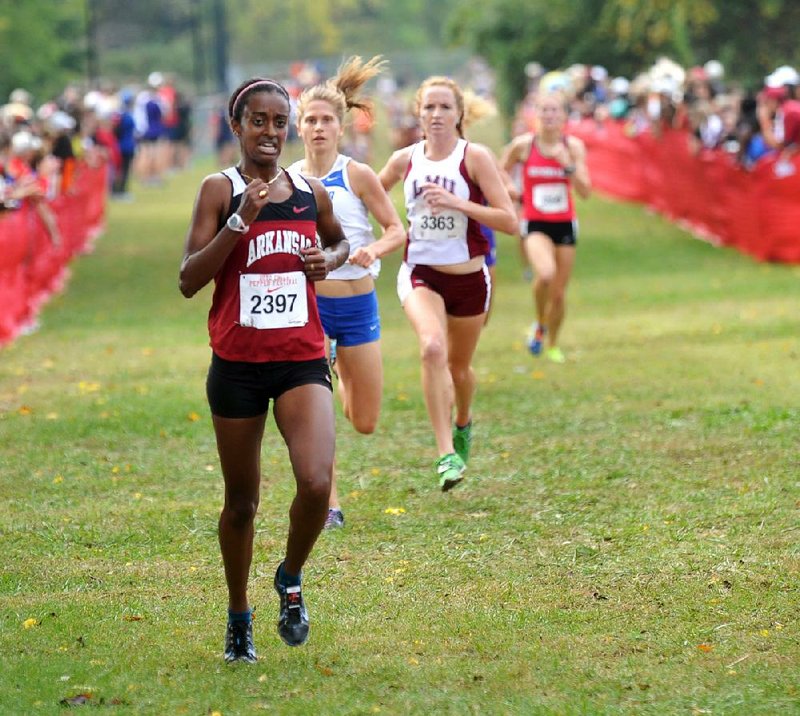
[436,452,466,492]
[453,421,472,464]
[545,346,566,364]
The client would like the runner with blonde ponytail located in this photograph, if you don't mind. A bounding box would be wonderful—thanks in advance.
[290,56,405,528]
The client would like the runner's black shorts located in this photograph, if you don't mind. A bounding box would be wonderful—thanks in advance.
[206,353,332,419]
[524,220,578,246]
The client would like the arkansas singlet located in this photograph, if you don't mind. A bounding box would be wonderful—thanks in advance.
[521,135,576,223]
[207,167,325,363]
[403,138,488,266]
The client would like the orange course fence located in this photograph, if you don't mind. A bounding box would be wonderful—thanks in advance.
[571,120,800,263]
[0,163,107,347]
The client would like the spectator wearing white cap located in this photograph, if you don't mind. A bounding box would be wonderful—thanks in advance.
[5,130,60,244]
[133,73,166,185]
[767,65,800,99]
[1,88,34,130]
[608,77,631,119]
[757,77,800,159]
[41,110,77,195]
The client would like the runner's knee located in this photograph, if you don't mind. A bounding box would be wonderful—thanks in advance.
[449,363,473,388]
[419,334,447,368]
[538,255,558,281]
[222,496,259,529]
[350,413,378,435]
[295,470,332,505]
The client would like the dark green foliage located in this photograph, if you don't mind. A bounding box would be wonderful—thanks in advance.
[0,0,86,102]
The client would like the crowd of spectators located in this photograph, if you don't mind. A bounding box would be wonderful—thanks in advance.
[515,57,800,173]
[0,72,193,219]
[5,56,797,226]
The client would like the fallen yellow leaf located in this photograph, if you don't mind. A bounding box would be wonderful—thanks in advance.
[23,618,39,629]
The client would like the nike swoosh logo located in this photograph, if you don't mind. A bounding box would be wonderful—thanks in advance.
[293,205,310,214]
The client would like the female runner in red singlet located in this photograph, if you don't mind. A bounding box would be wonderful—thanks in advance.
[500,91,591,363]
[180,77,349,663]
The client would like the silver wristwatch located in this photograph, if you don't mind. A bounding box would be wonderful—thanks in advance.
[226,212,249,233]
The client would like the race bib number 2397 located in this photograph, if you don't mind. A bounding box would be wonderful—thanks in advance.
[239,272,308,329]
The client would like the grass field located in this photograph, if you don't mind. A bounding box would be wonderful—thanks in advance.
[1,145,798,715]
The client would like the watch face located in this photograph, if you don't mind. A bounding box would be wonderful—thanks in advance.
[227,213,245,231]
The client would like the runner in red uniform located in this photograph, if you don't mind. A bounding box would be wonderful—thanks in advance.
[179,77,349,663]
[500,91,591,363]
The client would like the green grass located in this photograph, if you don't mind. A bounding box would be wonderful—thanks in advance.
[1,147,799,715]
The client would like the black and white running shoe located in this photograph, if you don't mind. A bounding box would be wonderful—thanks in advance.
[274,564,309,647]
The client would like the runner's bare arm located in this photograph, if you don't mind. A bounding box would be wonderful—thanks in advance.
[179,175,235,298]
[349,161,405,266]
[566,136,591,199]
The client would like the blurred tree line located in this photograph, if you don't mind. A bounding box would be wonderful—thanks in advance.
[1,0,798,116]
[0,0,461,101]
[449,0,800,117]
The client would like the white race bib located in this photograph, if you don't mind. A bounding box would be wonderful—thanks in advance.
[415,210,467,242]
[533,183,568,214]
[239,272,308,329]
